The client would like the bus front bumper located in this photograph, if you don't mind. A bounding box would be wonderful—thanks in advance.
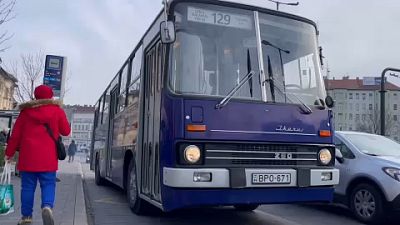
[163,167,339,188]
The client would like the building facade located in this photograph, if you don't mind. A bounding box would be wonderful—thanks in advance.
[63,105,95,150]
[326,77,400,141]
[0,66,17,110]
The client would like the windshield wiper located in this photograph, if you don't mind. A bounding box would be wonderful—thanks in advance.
[365,153,379,157]
[216,49,255,109]
[262,40,312,114]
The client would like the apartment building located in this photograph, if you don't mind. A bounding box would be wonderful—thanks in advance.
[325,76,400,141]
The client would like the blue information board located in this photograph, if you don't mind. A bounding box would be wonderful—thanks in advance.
[43,55,65,98]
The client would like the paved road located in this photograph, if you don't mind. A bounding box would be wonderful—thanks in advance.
[81,161,396,225]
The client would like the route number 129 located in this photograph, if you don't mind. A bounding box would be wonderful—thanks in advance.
[212,13,231,25]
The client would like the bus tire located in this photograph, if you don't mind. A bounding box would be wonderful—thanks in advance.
[95,157,106,186]
[234,204,259,211]
[127,159,152,215]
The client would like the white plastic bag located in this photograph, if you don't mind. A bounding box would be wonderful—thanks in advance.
[0,162,15,215]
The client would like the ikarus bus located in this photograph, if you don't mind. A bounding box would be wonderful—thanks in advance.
[91,0,339,214]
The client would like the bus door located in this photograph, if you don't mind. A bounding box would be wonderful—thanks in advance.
[106,87,119,178]
[142,41,163,201]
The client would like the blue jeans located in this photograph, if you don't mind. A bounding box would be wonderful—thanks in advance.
[20,172,56,217]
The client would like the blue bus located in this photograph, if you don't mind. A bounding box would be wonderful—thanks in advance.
[91,0,339,214]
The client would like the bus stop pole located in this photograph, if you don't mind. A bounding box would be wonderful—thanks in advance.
[380,67,400,136]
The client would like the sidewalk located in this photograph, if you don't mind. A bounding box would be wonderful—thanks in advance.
[0,161,88,225]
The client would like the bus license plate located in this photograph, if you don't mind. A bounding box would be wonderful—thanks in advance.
[252,173,291,184]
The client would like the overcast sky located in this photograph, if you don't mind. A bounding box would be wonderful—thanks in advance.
[2,0,400,105]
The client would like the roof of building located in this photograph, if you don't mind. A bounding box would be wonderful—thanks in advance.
[0,66,17,83]
[63,105,95,113]
[325,78,400,91]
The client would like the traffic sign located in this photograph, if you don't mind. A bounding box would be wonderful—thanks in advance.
[43,55,67,99]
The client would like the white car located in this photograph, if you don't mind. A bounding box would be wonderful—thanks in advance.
[334,131,400,224]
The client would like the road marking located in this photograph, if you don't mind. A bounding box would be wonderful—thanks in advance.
[254,209,302,225]
[94,197,126,205]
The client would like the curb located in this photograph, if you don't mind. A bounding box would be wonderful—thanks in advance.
[74,163,88,225]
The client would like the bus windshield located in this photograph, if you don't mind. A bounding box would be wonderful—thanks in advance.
[169,3,325,105]
[259,13,325,105]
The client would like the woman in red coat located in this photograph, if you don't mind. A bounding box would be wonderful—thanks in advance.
[5,85,71,225]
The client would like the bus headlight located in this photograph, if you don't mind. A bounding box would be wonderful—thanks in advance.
[318,149,332,165]
[184,145,201,164]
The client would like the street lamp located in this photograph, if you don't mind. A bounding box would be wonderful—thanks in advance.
[380,67,400,136]
[267,0,299,11]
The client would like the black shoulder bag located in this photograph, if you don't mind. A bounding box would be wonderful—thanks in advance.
[44,124,67,160]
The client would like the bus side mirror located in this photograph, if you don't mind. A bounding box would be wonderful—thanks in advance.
[325,96,335,108]
[160,21,176,44]
[335,148,344,164]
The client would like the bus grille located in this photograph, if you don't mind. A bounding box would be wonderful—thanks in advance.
[204,143,321,167]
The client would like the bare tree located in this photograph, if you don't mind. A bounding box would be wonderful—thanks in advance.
[7,51,71,103]
[356,107,395,135]
[8,51,45,102]
[0,0,16,52]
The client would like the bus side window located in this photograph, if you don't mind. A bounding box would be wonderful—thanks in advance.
[157,43,163,92]
[118,62,130,113]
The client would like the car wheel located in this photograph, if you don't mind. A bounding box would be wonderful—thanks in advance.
[350,183,385,224]
[95,158,106,186]
[234,204,259,211]
[127,159,153,215]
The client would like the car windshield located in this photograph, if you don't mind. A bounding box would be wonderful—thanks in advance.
[344,133,400,157]
[169,3,326,106]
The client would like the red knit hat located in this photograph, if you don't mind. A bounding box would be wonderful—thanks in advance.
[34,85,54,100]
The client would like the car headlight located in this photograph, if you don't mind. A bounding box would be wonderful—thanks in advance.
[383,167,400,182]
[184,145,201,164]
[318,148,332,165]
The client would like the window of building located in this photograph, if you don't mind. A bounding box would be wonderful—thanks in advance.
[338,113,343,121]
[362,114,366,121]
[394,104,398,111]
[356,114,360,121]
[362,93,366,100]
[356,93,359,100]
[394,115,398,121]
[349,113,353,120]
[349,93,353,99]
[369,104,373,110]
[349,126,353,131]
[356,103,360,111]
[369,93,373,97]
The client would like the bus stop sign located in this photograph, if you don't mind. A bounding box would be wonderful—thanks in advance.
[43,55,67,98]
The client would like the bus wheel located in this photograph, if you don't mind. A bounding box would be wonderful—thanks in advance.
[127,159,152,215]
[234,204,259,211]
[95,158,106,186]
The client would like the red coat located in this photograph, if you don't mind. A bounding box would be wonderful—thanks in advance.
[5,99,71,172]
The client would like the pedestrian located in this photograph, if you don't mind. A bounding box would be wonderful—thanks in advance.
[0,128,7,144]
[67,140,77,163]
[4,85,71,225]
